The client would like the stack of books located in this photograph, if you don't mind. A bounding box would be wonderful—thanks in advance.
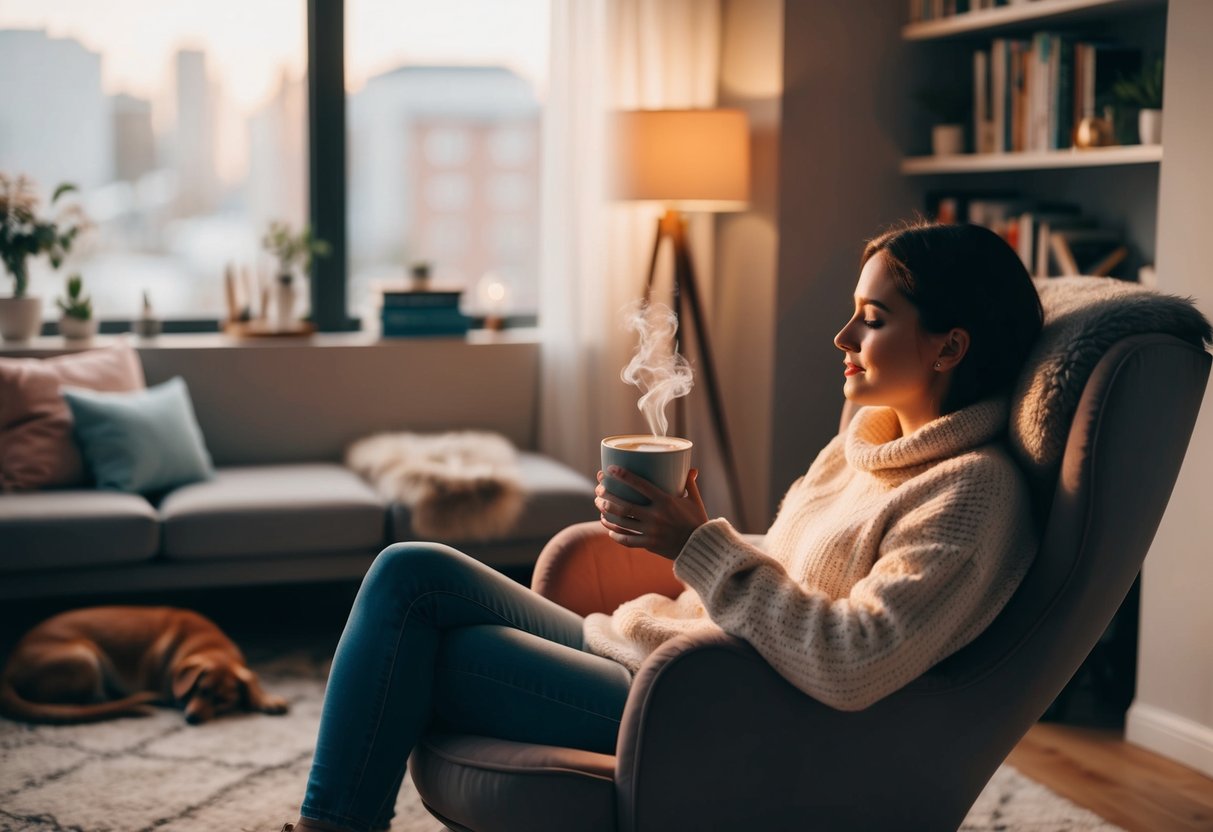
[380,289,470,337]
[928,191,1130,279]
[971,35,1141,154]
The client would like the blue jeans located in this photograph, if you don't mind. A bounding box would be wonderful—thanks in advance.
[300,542,633,832]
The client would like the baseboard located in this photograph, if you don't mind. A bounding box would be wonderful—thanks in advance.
[1125,701,1213,777]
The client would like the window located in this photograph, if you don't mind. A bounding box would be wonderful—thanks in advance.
[1,1,549,329]
[345,0,549,323]
[0,2,307,321]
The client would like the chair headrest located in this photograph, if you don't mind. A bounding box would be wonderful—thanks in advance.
[1008,276,1211,488]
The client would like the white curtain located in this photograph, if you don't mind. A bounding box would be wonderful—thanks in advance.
[538,0,723,479]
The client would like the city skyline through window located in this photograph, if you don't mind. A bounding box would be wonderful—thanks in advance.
[0,1,549,322]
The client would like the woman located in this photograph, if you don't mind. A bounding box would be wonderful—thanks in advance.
[283,221,1043,832]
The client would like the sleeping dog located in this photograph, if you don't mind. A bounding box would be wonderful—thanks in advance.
[0,606,289,725]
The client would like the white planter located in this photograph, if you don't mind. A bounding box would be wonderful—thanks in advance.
[59,315,98,340]
[1138,108,1162,145]
[931,123,965,156]
[0,295,43,341]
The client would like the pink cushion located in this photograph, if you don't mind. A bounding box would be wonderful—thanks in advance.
[0,341,146,491]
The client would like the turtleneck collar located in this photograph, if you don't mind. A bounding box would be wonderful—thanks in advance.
[845,396,1009,476]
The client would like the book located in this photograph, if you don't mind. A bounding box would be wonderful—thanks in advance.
[381,290,463,309]
[380,307,471,337]
[1049,227,1125,276]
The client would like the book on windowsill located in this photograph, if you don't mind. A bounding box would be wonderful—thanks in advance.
[380,288,464,309]
[380,307,471,338]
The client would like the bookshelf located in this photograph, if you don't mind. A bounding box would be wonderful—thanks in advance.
[901,0,1169,279]
[903,0,1166,41]
[901,142,1161,173]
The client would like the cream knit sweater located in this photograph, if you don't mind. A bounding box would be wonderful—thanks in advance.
[583,397,1038,711]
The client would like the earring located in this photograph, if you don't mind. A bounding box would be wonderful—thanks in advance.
[933,361,942,370]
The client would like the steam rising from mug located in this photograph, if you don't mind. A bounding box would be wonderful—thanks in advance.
[620,301,694,436]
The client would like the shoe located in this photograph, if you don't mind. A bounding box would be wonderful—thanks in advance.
[279,819,352,832]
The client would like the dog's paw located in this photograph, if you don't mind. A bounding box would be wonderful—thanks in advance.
[260,695,290,715]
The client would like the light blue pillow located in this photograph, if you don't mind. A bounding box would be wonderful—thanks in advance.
[62,376,214,494]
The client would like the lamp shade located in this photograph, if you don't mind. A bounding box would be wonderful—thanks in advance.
[610,109,750,211]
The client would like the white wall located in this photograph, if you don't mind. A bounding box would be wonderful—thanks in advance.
[1126,0,1213,778]
[770,0,919,518]
[708,0,783,532]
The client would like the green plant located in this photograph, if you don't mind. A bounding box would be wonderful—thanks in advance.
[1113,57,1164,110]
[0,174,86,298]
[56,273,92,321]
[261,221,331,279]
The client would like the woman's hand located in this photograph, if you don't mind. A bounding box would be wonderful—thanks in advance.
[595,466,709,560]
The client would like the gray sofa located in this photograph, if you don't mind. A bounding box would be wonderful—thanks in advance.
[0,334,598,601]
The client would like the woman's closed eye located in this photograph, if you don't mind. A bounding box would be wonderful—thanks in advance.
[863,318,884,328]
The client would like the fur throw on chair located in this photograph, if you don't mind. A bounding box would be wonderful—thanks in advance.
[1010,276,1212,485]
[345,431,525,542]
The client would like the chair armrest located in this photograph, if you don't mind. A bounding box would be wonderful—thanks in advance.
[612,629,919,832]
[530,522,684,616]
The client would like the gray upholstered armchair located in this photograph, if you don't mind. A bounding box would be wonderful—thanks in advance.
[409,278,1211,832]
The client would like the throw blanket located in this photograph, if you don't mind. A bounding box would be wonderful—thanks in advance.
[345,431,525,542]
[1009,276,1212,486]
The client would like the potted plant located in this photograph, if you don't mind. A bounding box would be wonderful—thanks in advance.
[914,86,970,156]
[261,220,330,330]
[1113,57,1164,145]
[0,174,86,341]
[56,273,97,339]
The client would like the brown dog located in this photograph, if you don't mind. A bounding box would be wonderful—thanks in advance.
[0,606,289,725]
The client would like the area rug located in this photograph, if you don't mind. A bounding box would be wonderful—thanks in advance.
[0,648,1126,832]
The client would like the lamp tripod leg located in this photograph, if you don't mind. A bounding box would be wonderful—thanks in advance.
[673,232,747,531]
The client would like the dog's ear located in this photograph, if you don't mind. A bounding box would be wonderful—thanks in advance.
[172,657,208,702]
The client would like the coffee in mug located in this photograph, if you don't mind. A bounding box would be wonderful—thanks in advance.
[601,434,693,505]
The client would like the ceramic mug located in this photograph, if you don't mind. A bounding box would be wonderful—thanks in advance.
[600,434,693,505]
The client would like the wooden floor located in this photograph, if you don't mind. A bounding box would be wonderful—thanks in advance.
[1008,722,1213,831]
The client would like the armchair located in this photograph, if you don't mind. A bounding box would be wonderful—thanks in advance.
[410,285,1211,831]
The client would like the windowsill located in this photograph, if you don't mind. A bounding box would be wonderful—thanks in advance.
[0,327,541,355]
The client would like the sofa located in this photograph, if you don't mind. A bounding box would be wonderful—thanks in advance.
[0,333,599,601]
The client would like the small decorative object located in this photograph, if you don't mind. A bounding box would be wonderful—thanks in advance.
[56,273,97,340]
[1073,106,1118,149]
[914,86,970,156]
[133,289,162,338]
[0,174,86,341]
[475,272,511,331]
[409,260,433,290]
[931,124,965,157]
[1113,57,1164,145]
[261,220,330,331]
[275,273,297,330]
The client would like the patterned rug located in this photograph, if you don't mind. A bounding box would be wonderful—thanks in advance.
[0,648,1126,832]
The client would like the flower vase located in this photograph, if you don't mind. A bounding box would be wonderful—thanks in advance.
[275,275,297,330]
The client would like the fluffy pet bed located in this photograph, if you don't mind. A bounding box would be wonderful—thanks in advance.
[346,431,525,541]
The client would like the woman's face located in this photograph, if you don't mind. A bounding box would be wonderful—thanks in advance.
[833,255,952,434]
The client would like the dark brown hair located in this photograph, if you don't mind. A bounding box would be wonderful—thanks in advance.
[861,219,1043,413]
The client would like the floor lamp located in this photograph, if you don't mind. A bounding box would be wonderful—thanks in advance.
[612,109,751,529]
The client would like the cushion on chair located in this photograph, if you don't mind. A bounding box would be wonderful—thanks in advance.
[389,452,596,544]
[159,464,387,560]
[1009,277,1212,490]
[410,734,616,832]
[0,490,158,571]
